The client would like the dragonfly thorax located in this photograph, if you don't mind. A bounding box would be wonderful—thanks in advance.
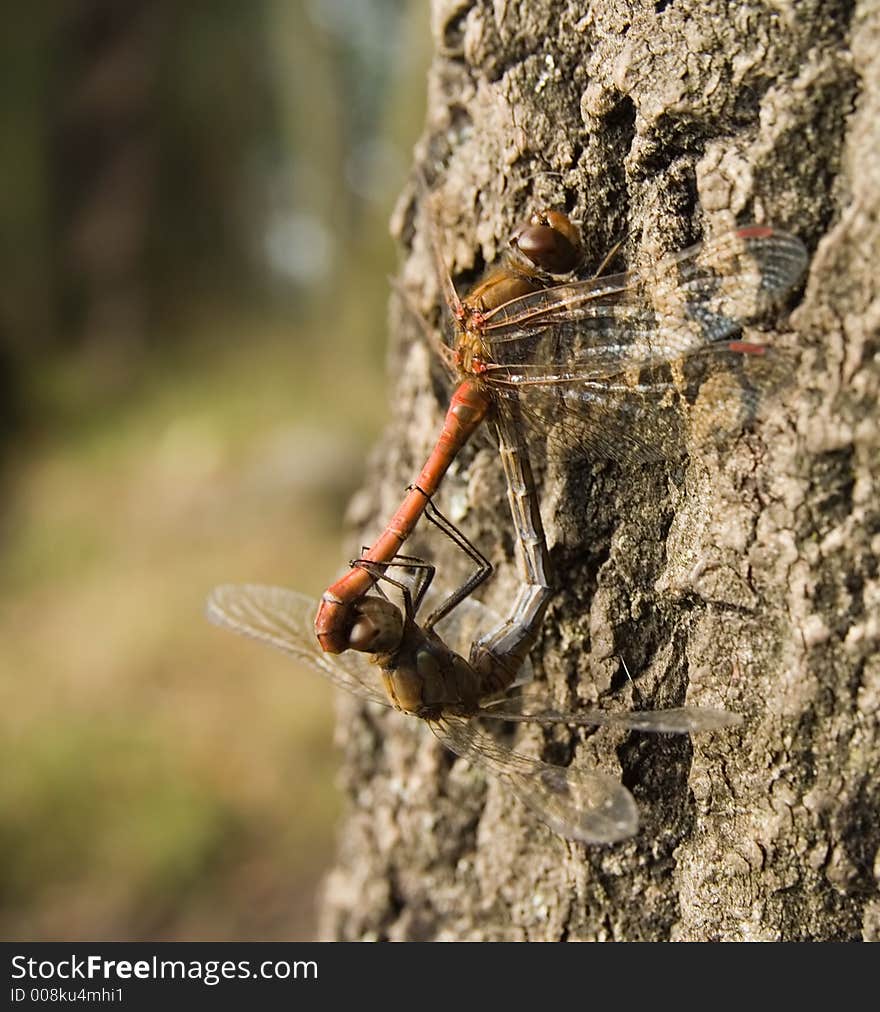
[466,266,545,315]
[375,620,483,720]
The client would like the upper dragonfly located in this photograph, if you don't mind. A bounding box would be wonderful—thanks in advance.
[315,179,808,665]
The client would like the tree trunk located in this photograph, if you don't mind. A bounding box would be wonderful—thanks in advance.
[319,0,879,941]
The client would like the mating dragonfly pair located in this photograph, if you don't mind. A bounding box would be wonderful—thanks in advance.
[208,174,808,844]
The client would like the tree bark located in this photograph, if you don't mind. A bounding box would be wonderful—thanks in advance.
[319,0,879,941]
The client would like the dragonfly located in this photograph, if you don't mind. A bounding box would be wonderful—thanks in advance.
[207,557,743,845]
[315,178,809,679]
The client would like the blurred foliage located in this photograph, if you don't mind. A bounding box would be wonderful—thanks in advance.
[0,0,429,939]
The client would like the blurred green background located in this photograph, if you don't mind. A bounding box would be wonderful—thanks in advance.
[1,0,429,940]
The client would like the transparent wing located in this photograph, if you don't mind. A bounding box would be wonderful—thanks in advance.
[490,342,794,465]
[481,226,808,349]
[476,227,807,466]
[476,695,743,733]
[206,584,391,708]
[430,715,639,844]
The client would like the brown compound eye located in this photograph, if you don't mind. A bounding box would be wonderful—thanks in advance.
[510,209,583,274]
[347,596,404,653]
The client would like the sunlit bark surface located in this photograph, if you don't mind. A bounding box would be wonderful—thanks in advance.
[320,0,879,942]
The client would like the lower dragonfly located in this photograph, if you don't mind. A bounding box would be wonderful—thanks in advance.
[207,540,742,844]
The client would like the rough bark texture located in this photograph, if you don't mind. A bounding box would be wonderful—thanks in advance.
[319,0,879,941]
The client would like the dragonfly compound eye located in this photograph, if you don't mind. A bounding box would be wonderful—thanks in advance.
[510,210,583,275]
[347,597,404,653]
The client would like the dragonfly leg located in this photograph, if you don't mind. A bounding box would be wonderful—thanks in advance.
[351,486,493,627]
[351,555,435,621]
[419,495,493,632]
[353,549,438,607]
[591,233,626,279]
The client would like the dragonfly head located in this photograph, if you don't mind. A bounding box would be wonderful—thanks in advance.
[346,595,405,654]
[509,209,583,275]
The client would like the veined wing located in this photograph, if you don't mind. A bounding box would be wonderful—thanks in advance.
[430,714,639,844]
[476,694,743,733]
[206,584,390,708]
[481,226,808,360]
[474,229,806,467]
[486,341,795,466]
